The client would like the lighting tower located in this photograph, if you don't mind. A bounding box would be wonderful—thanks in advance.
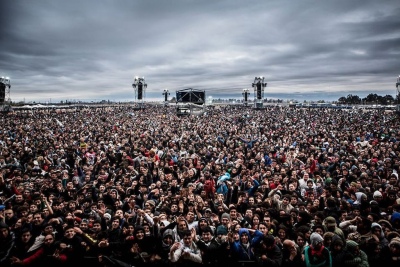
[0,76,11,112]
[252,76,267,109]
[242,88,250,106]
[396,75,400,113]
[132,76,147,107]
[162,89,170,104]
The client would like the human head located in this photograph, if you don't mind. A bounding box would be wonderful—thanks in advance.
[238,228,250,244]
[346,240,360,255]
[258,222,269,235]
[310,232,323,249]
[20,228,32,244]
[64,226,75,239]
[389,237,400,255]
[33,212,44,226]
[324,216,337,232]
[0,221,9,239]
[221,213,230,225]
[201,226,213,242]
[162,229,175,246]
[182,229,193,247]
[134,226,145,240]
[43,233,55,246]
[283,239,296,251]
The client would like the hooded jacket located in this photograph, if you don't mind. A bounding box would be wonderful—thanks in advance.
[230,228,263,261]
[304,233,332,267]
[344,240,369,267]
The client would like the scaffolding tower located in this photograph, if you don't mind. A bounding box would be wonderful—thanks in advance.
[252,76,267,109]
[0,76,11,112]
[132,76,147,109]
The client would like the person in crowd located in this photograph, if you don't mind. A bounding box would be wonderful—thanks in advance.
[10,228,35,262]
[193,226,229,267]
[169,229,202,267]
[253,234,283,267]
[0,221,16,267]
[229,227,263,262]
[329,234,346,267]
[54,226,86,266]
[380,237,400,265]
[343,240,369,267]
[303,232,332,267]
[282,239,304,267]
[127,225,156,267]
[363,238,382,267]
[0,104,399,267]
[10,233,67,266]
[152,229,175,266]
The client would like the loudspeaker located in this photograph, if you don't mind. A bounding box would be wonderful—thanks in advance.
[137,83,143,100]
[256,82,262,99]
[0,84,5,104]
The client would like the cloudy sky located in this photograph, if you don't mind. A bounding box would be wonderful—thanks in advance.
[1,0,400,103]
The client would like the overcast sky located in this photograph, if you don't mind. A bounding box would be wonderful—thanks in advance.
[1,0,400,103]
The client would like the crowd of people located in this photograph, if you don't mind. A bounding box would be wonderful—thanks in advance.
[0,104,400,267]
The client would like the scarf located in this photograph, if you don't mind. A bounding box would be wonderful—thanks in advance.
[241,242,250,249]
[310,245,325,257]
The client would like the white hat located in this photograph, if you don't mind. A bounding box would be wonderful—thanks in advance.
[373,191,382,198]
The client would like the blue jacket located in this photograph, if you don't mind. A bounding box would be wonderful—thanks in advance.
[216,172,230,196]
[230,228,263,261]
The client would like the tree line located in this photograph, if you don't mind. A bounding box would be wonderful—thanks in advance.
[338,93,399,105]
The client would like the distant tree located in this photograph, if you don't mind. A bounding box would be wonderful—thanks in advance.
[361,97,367,104]
[376,95,384,104]
[338,97,347,104]
[345,94,353,103]
[346,94,361,104]
[365,93,379,104]
[342,93,398,105]
[384,95,394,104]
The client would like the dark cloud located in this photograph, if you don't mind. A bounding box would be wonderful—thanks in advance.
[1,0,399,103]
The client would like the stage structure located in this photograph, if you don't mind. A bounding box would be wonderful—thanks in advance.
[175,88,205,116]
[252,76,267,109]
[396,75,400,113]
[162,89,170,105]
[132,76,147,109]
[242,88,250,106]
[0,76,11,112]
